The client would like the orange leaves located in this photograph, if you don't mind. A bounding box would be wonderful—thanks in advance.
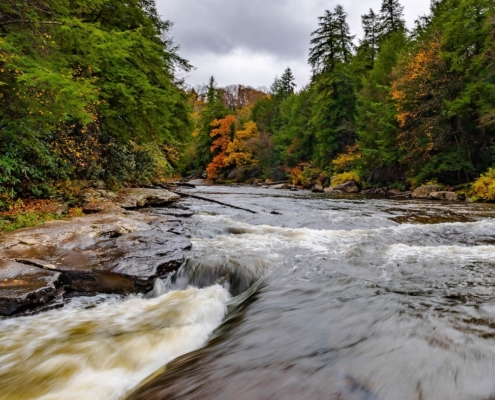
[206,115,237,179]
[392,38,443,128]
[206,118,261,180]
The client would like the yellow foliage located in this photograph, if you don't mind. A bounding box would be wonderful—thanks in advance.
[289,164,322,187]
[331,171,361,186]
[225,121,260,167]
[331,144,361,173]
[471,168,495,201]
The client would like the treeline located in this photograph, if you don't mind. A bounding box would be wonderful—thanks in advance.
[190,0,495,196]
[0,0,191,208]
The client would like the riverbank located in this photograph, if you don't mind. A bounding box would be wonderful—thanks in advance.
[0,188,191,317]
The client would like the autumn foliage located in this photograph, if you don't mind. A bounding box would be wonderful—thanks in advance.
[206,116,237,179]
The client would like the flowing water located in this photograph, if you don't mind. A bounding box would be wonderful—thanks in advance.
[2,187,495,400]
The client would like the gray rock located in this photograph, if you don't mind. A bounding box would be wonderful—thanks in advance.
[79,188,102,204]
[271,184,290,190]
[324,186,334,193]
[333,181,360,193]
[428,191,458,201]
[119,188,180,209]
[412,185,443,199]
[0,260,62,316]
[151,209,194,218]
[312,185,324,193]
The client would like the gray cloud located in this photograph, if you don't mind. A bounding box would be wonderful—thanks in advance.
[157,0,431,87]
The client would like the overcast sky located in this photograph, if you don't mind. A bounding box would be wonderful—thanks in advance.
[156,0,432,89]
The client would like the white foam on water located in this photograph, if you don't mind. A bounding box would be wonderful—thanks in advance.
[0,285,230,400]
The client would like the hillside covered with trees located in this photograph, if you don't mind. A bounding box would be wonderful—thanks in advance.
[187,0,495,200]
[1,0,495,213]
[0,0,191,209]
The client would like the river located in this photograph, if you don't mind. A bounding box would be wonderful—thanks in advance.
[1,186,495,400]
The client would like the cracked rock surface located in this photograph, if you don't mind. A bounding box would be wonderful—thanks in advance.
[0,211,191,316]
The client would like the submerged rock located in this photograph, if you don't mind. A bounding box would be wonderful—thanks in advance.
[0,260,62,316]
[412,185,443,199]
[333,181,359,193]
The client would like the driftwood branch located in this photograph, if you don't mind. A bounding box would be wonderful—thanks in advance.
[174,191,257,214]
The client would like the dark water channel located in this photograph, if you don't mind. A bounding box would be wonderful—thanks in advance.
[130,187,495,400]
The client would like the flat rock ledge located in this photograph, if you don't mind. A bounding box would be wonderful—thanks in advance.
[118,188,180,209]
[0,211,191,317]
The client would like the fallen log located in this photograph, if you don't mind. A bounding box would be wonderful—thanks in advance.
[174,191,257,214]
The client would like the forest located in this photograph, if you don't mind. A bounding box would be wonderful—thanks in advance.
[1,0,495,211]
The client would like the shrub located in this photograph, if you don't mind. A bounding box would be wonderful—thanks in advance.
[471,168,495,201]
[331,171,361,186]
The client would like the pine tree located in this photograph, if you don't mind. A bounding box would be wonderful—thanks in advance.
[308,6,354,75]
[308,5,357,166]
[359,9,380,67]
[378,0,406,39]
[334,5,355,64]
[271,67,297,98]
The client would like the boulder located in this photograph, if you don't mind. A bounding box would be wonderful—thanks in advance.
[412,185,443,199]
[312,185,324,193]
[428,191,458,201]
[271,184,290,190]
[324,186,334,193]
[79,188,102,204]
[119,188,180,209]
[0,260,62,316]
[333,181,360,193]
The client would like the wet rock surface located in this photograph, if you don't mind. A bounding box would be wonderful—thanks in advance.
[0,260,62,316]
[0,211,191,316]
[119,188,180,209]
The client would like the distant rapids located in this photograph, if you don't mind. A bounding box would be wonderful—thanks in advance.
[2,186,495,400]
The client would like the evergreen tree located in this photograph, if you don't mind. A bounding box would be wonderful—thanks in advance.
[308,5,356,167]
[308,6,354,75]
[271,67,297,98]
[378,0,406,39]
[359,9,380,68]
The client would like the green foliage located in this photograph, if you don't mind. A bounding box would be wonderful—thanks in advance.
[0,212,58,232]
[0,0,191,203]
